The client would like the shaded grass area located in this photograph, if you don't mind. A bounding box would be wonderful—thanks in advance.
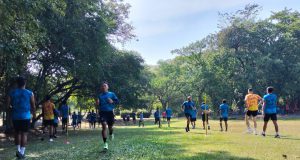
[1,119,300,160]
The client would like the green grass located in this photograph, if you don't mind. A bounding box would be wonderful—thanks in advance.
[1,119,300,160]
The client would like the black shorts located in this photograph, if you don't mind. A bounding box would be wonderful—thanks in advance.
[264,113,277,122]
[191,118,196,122]
[185,113,191,119]
[247,110,258,117]
[167,117,171,121]
[220,117,228,122]
[155,118,160,122]
[99,111,115,126]
[202,114,209,122]
[44,120,54,126]
[13,120,30,132]
[53,123,58,127]
[62,118,68,124]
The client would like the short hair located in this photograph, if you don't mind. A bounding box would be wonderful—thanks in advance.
[202,102,205,104]
[267,87,274,93]
[16,76,26,88]
[101,81,109,86]
[222,99,227,103]
[45,95,51,101]
[248,88,253,92]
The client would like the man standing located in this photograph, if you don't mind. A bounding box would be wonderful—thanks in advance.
[154,108,161,128]
[42,95,55,142]
[60,101,69,133]
[166,106,172,127]
[96,82,119,150]
[181,96,196,132]
[244,88,262,134]
[219,99,229,132]
[200,102,211,130]
[7,77,36,159]
[262,87,280,138]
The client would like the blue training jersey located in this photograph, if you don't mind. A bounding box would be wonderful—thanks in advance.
[182,101,195,113]
[191,109,197,118]
[154,111,160,118]
[219,103,229,118]
[98,92,119,111]
[60,105,69,118]
[9,89,33,120]
[263,93,277,114]
[166,108,172,117]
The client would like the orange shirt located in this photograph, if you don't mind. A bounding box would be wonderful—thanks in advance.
[43,101,55,120]
[245,94,262,111]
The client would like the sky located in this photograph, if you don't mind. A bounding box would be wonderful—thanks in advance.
[116,0,300,65]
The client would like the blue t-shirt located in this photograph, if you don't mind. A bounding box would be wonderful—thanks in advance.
[54,109,59,124]
[60,105,69,118]
[182,101,195,113]
[140,113,144,120]
[200,104,209,113]
[9,89,33,120]
[166,108,172,117]
[154,111,160,118]
[263,94,277,114]
[98,92,119,111]
[219,103,229,118]
[90,113,97,122]
[77,114,82,122]
[72,114,77,122]
[191,109,197,118]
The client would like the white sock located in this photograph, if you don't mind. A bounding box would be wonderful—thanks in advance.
[276,132,279,135]
[17,145,20,152]
[20,147,25,155]
[262,131,265,134]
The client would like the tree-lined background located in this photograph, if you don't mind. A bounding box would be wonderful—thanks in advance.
[1,1,300,131]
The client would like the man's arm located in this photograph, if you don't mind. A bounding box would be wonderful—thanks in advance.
[262,99,266,115]
[30,93,36,119]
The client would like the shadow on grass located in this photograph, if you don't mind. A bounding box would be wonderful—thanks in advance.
[165,151,256,160]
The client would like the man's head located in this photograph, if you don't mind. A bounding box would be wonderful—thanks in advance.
[248,88,253,94]
[187,96,192,101]
[46,95,51,101]
[222,99,227,103]
[100,82,109,92]
[202,102,205,105]
[267,86,274,94]
[16,76,26,88]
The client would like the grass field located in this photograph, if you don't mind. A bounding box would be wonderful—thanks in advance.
[1,119,300,160]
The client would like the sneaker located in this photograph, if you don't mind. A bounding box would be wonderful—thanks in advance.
[109,134,114,141]
[261,132,266,137]
[103,142,108,150]
[49,138,54,142]
[185,127,189,132]
[16,151,21,158]
[253,130,258,135]
[246,128,253,134]
[275,134,281,138]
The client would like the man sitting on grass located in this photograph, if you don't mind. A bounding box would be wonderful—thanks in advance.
[261,87,280,138]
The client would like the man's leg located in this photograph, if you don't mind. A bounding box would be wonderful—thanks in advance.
[20,132,28,156]
[262,121,268,136]
[220,121,223,131]
[186,118,190,130]
[15,131,21,154]
[101,122,108,143]
[272,120,279,137]
[108,124,114,139]
[225,121,228,131]
[158,119,161,128]
[245,114,250,130]
[253,116,257,134]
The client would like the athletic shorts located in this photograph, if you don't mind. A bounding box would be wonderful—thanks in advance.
[167,117,171,121]
[247,110,258,117]
[185,113,191,119]
[44,120,54,126]
[77,121,81,124]
[202,114,209,122]
[13,120,30,132]
[264,113,277,122]
[220,117,228,122]
[62,118,68,124]
[155,118,160,123]
[99,111,115,126]
[191,118,196,122]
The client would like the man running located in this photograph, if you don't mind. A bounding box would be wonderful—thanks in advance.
[166,106,172,127]
[154,108,161,128]
[219,99,229,132]
[96,82,119,150]
[42,95,55,142]
[90,110,97,129]
[261,87,280,138]
[139,112,144,127]
[7,77,36,159]
[71,112,77,131]
[77,112,82,129]
[60,101,69,133]
[200,102,211,130]
[181,96,196,132]
[244,88,262,134]
[53,108,59,138]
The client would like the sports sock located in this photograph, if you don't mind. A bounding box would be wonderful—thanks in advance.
[17,145,20,152]
[20,147,25,155]
[262,131,265,134]
[103,138,107,143]
[276,132,279,135]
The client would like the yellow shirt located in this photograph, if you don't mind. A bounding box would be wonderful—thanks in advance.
[43,101,55,120]
[245,94,262,111]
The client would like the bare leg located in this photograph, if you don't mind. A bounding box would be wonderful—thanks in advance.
[272,120,279,132]
[225,121,228,131]
[101,122,108,143]
[263,121,268,133]
[220,121,223,131]
[253,117,257,130]
[20,132,27,147]
[245,115,250,129]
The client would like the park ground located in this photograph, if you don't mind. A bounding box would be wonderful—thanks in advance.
[0,118,300,160]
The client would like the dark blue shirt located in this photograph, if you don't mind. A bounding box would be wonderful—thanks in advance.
[182,101,195,113]
[9,89,33,120]
[154,111,160,118]
[60,105,69,118]
[166,108,172,118]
